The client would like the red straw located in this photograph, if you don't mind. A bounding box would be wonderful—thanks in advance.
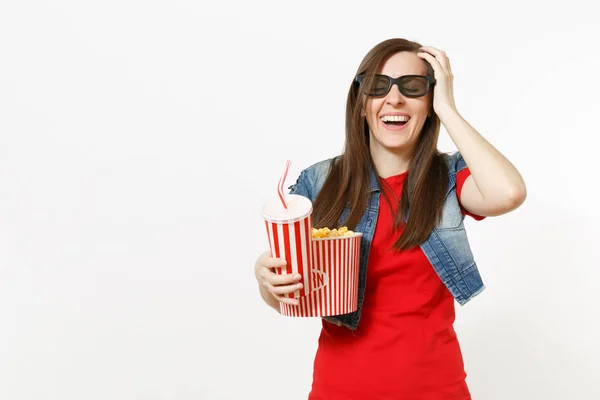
[278,160,291,210]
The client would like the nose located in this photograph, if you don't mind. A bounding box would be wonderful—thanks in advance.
[385,83,404,105]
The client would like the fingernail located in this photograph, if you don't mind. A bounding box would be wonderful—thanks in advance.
[294,274,301,280]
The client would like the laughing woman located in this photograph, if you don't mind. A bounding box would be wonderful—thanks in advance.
[254,38,526,399]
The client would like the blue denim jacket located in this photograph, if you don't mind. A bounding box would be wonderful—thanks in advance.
[288,151,485,330]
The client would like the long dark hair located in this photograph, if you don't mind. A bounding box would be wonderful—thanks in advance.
[311,38,448,251]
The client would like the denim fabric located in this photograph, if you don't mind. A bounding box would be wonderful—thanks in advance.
[288,151,485,330]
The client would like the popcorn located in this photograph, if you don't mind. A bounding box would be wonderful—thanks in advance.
[311,226,355,239]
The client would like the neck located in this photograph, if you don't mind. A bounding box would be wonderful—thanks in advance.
[370,145,412,179]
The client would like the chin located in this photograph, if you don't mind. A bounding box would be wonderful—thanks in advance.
[369,125,419,153]
[378,134,413,150]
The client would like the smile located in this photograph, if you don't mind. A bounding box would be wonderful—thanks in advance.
[380,115,410,131]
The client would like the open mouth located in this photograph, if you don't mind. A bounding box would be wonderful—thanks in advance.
[383,120,408,126]
[380,115,410,128]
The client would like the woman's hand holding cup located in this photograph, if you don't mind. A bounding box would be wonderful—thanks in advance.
[254,250,302,306]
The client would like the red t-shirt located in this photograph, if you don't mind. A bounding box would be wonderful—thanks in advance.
[308,168,483,400]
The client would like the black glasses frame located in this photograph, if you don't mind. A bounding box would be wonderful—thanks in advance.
[354,74,436,98]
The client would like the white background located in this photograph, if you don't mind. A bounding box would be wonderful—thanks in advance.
[1,1,599,399]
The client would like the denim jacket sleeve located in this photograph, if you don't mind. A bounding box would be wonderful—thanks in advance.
[287,158,336,202]
[288,169,313,201]
[453,151,468,173]
[444,151,468,192]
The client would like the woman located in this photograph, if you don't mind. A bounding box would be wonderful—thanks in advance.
[254,38,526,399]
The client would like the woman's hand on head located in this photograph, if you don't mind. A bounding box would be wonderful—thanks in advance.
[417,46,457,117]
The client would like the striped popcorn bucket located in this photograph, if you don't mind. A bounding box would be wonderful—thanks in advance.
[280,233,362,317]
[262,194,323,299]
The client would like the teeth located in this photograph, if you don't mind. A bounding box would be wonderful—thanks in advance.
[380,115,410,122]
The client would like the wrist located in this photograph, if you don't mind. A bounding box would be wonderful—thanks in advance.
[437,105,461,123]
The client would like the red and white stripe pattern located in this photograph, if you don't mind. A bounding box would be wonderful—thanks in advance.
[280,234,362,317]
[264,215,312,299]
